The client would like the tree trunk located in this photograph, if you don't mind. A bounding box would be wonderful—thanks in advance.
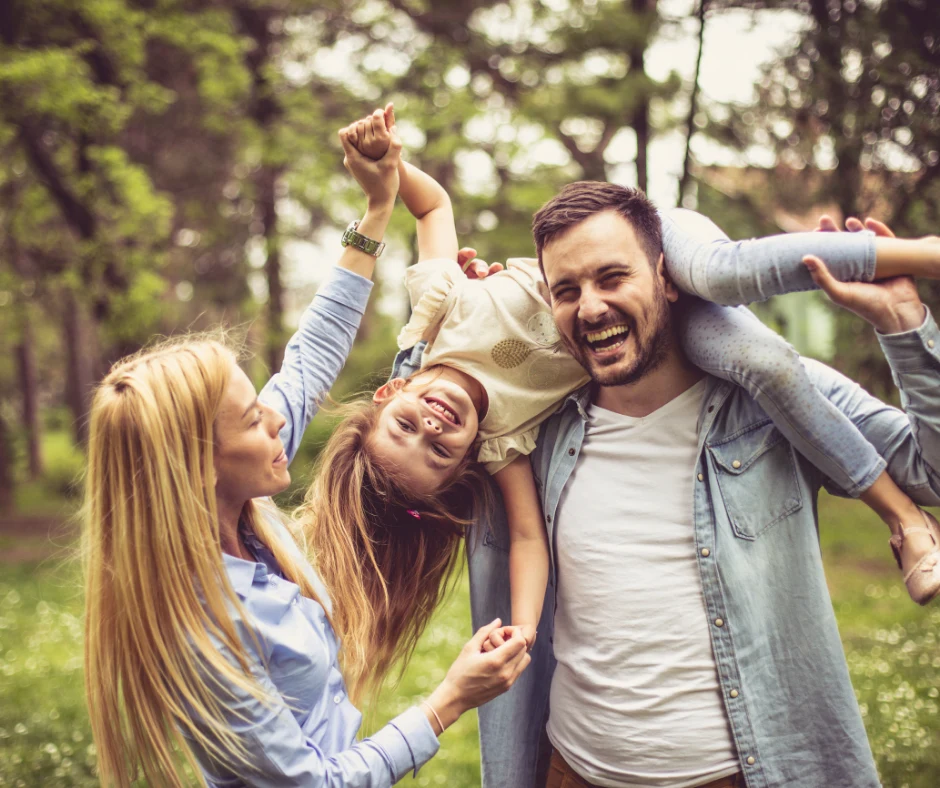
[678,0,707,205]
[259,165,285,373]
[629,0,657,193]
[63,290,97,446]
[0,410,13,513]
[15,310,42,478]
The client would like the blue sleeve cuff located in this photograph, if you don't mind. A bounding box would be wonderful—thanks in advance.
[367,705,440,780]
[877,306,939,372]
[315,265,373,316]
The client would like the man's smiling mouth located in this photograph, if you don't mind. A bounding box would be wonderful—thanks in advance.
[424,397,460,425]
[584,324,630,353]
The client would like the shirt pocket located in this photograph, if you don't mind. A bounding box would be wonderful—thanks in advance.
[707,419,803,540]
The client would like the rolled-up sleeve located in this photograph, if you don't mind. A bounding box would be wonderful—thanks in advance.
[259,267,373,462]
[804,308,940,504]
[192,666,439,787]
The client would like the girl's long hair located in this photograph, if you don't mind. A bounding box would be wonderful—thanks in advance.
[83,337,325,788]
[297,394,488,703]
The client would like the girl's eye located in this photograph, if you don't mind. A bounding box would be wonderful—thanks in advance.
[253,409,263,426]
[397,419,415,433]
[432,444,450,458]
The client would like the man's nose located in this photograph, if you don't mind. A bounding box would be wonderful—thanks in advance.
[578,288,608,324]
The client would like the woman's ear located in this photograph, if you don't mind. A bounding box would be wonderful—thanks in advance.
[373,377,406,404]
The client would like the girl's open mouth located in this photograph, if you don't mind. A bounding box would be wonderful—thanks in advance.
[424,397,460,426]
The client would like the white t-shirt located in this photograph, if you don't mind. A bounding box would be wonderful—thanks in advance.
[547,380,739,788]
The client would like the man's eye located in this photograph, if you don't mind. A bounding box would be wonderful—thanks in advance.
[432,444,450,458]
[397,419,415,433]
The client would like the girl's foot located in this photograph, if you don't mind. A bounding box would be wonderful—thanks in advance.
[889,510,940,605]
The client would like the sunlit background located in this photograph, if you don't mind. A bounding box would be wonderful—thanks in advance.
[1,0,938,785]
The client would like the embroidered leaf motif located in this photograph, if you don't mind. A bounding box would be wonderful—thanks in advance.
[492,339,532,368]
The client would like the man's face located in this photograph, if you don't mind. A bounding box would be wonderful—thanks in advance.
[542,210,678,387]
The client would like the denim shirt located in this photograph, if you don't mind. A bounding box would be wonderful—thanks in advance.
[393,309,940,788]
[190,266,440,787]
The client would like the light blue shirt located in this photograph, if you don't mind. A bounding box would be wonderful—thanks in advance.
[392,309,940,788]
[464,311,940,788]
[190,266,440,787]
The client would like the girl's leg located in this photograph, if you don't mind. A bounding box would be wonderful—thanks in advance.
[682,299,883,495]
[662,209,877,305]
[682,299,939,602]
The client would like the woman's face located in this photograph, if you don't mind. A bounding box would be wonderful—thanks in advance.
[214,362,290,508]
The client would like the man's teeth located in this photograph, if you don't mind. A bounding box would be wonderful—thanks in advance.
[585,325,629,343]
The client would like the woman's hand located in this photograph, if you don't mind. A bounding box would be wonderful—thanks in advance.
[338,111,402,209]
[422,619,530,735]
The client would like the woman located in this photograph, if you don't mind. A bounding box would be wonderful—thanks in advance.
[82,124,529,787]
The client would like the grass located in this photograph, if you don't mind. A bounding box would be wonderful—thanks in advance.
[0,494,938,787]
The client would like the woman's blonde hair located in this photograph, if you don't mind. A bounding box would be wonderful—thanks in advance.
[298,392,488,703]
[83,336,324,787]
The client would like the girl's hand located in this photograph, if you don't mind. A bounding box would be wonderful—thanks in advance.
[481,624,534,652]
[346,104,396,160]
[338,117,401,208]
[457,247,505,279]
[423,619,530,734]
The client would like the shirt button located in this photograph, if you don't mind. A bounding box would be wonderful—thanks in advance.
[714,618,724,627]
[701,548,710,557]
[334,694,342,704]
[697,473,704,481]
[929,339,936,349]
[568,447,575,456]
[730,689,739,698]
[731,460,741,469]
[746,756,756,766]
[546,514,552,523]
[292,598,298,606]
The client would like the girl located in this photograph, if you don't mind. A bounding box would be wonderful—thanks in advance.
[314,106,940,662]
[82,128,530,787]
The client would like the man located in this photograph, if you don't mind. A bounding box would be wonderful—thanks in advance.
[452,183,940,788]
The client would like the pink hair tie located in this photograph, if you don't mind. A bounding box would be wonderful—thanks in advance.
[406,509,421,519]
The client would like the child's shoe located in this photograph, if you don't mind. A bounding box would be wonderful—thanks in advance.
[889,509,940,605]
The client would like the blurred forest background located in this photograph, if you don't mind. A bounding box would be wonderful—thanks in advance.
[1,0,939,786]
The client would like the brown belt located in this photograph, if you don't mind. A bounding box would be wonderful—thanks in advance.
[546,750,744,788]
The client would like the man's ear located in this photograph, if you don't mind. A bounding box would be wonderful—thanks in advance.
[373,377,406,404]
[656,252,680,303]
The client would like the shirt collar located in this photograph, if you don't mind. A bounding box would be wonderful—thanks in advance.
[222,552,268,599]
[563,383,593,420]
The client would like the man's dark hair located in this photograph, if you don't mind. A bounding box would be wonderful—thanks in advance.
[532,181,663,270]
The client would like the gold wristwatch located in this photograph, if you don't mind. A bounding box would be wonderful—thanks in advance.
[341,220,386,258]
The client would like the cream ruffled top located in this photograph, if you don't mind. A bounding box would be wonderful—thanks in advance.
[397,257,590,475]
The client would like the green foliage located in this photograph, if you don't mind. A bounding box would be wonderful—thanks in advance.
[0,495,938,786]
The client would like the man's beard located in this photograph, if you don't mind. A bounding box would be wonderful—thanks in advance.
[564,291,674,387]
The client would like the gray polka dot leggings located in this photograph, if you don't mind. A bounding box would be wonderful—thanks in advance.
[661,209,885,496]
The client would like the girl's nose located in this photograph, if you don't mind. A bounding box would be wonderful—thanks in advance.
[424,416,442,433]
